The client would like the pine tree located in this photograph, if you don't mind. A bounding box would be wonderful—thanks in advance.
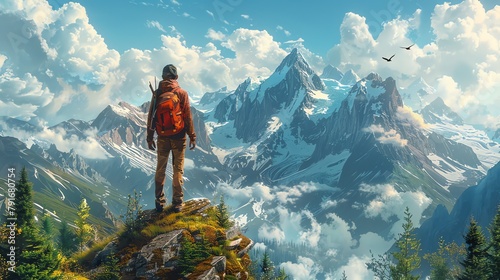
[341,270,348,280]
[459,217,490,280]
[6,167,61,279]
[121,190,145,239]
[40,211,55,241]
[59,220,77,256]
[215,195,233,229]
[276,267,289,280]
[15,167,35,229]
[260,250,274,280]
[75,198,94,252]
[489,205,500,278]
[366,251,392,280]
[424,238,452,280]
[390,207,421,280]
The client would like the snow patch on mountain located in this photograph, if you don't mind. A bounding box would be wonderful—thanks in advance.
[427,153,467,189]
[430,122,500,169]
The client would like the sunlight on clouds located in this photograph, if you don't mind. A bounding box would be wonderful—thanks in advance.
[328,256,372,280]
[396,106,429,130]
[320,213,356,259]
[327,0,500,128]
[206,28,226,41]
[258,224,285,243]
[359,183,432,236]
[280,256,322,280]
[362,124,408,147]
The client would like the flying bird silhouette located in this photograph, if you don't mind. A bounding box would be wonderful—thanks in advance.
[400,43,415,50]
[382,54,395,62]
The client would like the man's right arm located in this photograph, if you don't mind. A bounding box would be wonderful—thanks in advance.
[146,95,156,150]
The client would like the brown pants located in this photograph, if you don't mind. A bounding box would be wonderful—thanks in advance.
[155,137,186,206]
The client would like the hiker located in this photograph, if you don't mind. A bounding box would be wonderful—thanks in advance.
[146,64,196,213]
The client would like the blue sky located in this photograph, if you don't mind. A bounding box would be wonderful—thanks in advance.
[1,0,500,129]
[47,0,457,55]
[47,0,497,55]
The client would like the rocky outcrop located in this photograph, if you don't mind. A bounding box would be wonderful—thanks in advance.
[91,198,254,280]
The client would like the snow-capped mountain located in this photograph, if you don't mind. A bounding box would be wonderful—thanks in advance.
[0,136,119,231]
[196,86,233,112]
[494,128,500,143]
[3,48,500,278]
[320,64,344,81]
[421,97,500,170]
[340,69,360,85]
[400,77,436,112]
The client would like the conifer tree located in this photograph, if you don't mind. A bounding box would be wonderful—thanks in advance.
[215,195,233,229]
[489,205,500,278]
[59,220,77,256]
[424,238,452,280]
[122,190,144,238]
[75,198,94,252]
[260,250,274,280]
[276,267,289,280]
[15,167,35,229]
[40,211,55,241]
[458,217,490,280]
[8,167,61,279]
[366,251,392,280]
[390,206,421,280]
[177,236,210,275]
[341,270,348,280]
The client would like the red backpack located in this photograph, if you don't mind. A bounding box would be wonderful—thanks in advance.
[155,91,184,136]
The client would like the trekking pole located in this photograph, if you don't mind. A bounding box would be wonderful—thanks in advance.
[149,77,158,130]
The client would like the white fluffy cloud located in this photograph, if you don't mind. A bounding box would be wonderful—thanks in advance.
[327,0,500,128]
[0,0,296,127]
[0,120,109,159]
[359,183,432,236]
[396,105,429,130]
[280,256,322,280]
[362,124,408,147]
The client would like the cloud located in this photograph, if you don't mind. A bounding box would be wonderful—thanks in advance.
[274,182,326,204]
[362,124,408,147]
[146,20,166,33]
[0,1,306,127]
[326,1,500,128]
[276,25,291,36]
[280,256,322,280]
[258,223,285,243]
[396,106,429,129]
[0,120,110,159]
[37,126,110,159]
[327,256,372,280]
[241,14,250,20]
[206,28,226,41]
[359,183,432,236]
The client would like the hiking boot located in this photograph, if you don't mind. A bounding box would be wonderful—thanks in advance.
[155,198,166,212]
[172,202,184,213]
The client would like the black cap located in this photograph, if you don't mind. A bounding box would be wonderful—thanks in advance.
[162,64,178,79]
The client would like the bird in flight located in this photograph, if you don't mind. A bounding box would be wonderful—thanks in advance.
[382,54,395,62]
[400,43,415,50]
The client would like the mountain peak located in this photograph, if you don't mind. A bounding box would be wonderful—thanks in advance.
[275,48,311,74]
[365,72,383,82]
[421,97,464,125]
[320,64,344,80]
[340,69,360,85]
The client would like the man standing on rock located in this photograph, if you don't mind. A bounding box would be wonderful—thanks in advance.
[146,64,196,213]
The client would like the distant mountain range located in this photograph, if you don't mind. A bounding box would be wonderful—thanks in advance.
[1,48,500,278]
